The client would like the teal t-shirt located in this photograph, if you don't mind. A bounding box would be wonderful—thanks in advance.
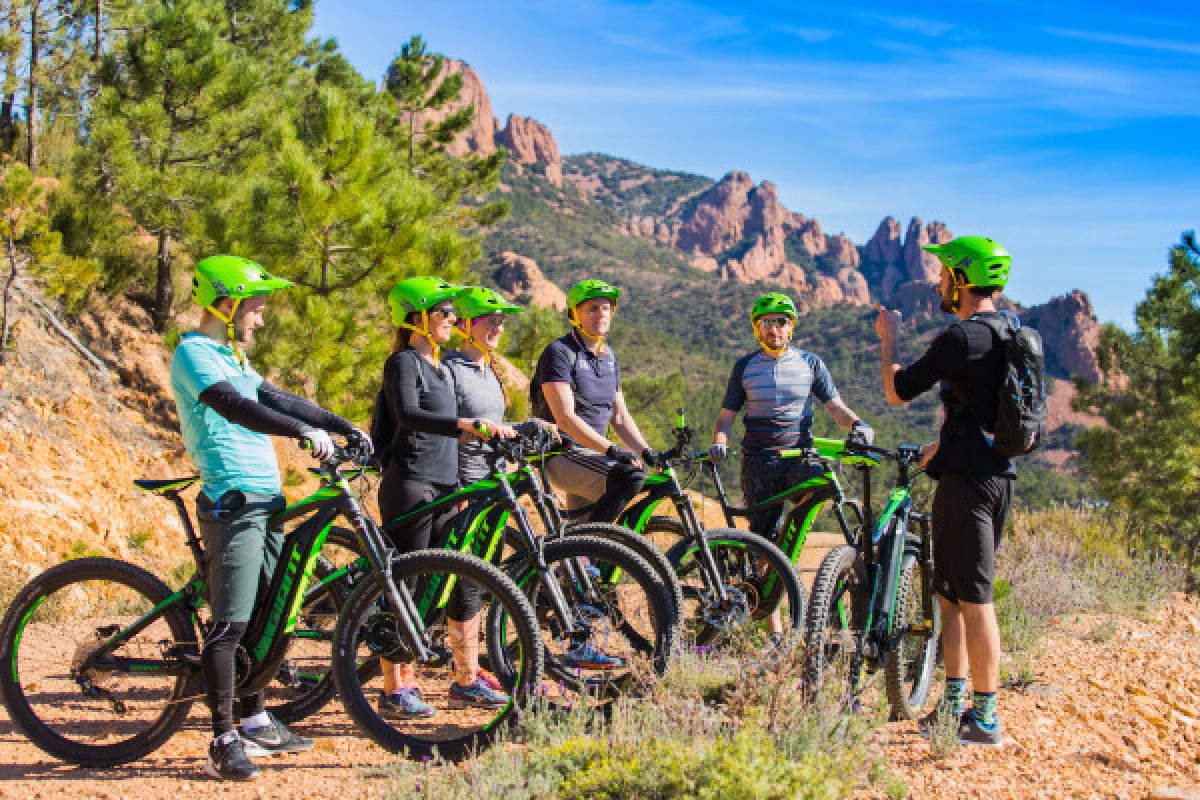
[169,333,282,500]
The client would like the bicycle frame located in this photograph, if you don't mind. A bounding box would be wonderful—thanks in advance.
[81,452,439,696]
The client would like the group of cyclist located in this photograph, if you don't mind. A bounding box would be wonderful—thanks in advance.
[170,233,1019,780]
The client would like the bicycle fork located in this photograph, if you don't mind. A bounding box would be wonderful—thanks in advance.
[669,472,731,604]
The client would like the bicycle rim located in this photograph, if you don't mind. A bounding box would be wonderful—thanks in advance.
[884,553,940,719]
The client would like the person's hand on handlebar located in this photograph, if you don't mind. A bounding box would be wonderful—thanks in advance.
[463,418,517,440]
[606,444,638,467]
[640,448,660,469]
[345,428,374,458]
[300,428,336,461]
[847,419,874,447]
[708,443,728,463]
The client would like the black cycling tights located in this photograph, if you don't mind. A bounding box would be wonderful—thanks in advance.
[202,620,265,736]
[589,462,646,525]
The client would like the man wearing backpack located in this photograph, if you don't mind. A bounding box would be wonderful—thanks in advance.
[531,279,653,529]
[876,236,1044,748]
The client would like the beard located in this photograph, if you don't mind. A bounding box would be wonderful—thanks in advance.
[938,286,958,314]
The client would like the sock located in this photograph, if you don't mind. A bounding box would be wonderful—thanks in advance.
[213,730,241,747]
[971,691,998,729]
[240,711,272,731]
[943,678,967,714]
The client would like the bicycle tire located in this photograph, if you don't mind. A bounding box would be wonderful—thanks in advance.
[486,535,674,692]
[803,544,868,698]
[267,526,368,724]
[564,521,684,637]
[0,558,197,767]
[665,528,806,647]
[332,550,543,760]
[883,551,940,720]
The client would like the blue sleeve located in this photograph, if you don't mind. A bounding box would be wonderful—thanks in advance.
[808,354,839,404]
[537,340,576,386]
[720,355,749,412]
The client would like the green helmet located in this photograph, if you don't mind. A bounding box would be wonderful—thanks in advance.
[454,286,522,319]
[751,292,798,322]
[388,276,461,327]
[191,255,292,308]
[922,236,1012,290]
[566,279,620,311]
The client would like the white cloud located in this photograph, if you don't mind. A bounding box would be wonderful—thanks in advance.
[1045,27,1200,56]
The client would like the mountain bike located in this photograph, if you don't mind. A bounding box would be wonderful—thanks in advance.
[558,412,806,647]
[0,442,544,766]
[803,439,940,720]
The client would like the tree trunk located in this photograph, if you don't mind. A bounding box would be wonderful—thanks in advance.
[1,230,19,365]
[25,0,40,171]
[94,0,103,61]
[2,1,22,155]
[154,229,172,331]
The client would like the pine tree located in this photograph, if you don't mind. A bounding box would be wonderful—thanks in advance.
[1075,233,1200,570]
[70,0,311,330]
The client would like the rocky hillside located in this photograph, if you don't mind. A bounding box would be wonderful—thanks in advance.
[432,59,1101,385]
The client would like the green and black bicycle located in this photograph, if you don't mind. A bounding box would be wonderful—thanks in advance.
[558,412,806,647]
[803,439,941,720]
[0,442,544,766]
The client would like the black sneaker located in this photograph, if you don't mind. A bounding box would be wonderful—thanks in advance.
[203,734,260,782]
[241,713,315,756]
[957,711,1004,747]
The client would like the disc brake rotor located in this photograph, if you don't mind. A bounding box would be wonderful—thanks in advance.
[700,585,750,630]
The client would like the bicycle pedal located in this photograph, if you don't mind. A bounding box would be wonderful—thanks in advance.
[908,621,934,634]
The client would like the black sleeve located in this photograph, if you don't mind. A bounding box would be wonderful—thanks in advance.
[537,339,577,386]
[257,382,357,435]
[893,326,968,402]
[386,352,461,438]
[720,355,749,412]
[198,381,311,439]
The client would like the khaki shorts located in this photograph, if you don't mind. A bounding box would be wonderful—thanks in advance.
[544,447,621,511]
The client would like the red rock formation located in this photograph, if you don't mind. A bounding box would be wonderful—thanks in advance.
[1021,290,1102,383]
[902,217,940,285]
[826,233,860,269]
[497,113,562,186]
[866,216,903,267]
[791,217,827,257]
[491,251,567,311]
[411,59,496,159]
[675,171,755,255]
[836,267,871,306]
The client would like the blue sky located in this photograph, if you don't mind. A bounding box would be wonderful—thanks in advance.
[312,0,1200,326]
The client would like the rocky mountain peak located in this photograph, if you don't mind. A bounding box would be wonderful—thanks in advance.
[491,251,566,311]
[497,113,563,186]
[1022,290,1102,383]
[412,58,497,158]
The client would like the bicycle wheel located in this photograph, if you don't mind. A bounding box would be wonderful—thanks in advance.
[267,526,367,724]
[641,515,689,559]
[332,550,542,760]
[0,558,198,767]
[884,551,941,720]
[804,545,868,698]
[665,528,806,650]
[564,521,684,633]
[486,535,675,696]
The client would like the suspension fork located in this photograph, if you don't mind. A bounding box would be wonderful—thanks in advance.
[668,468,730,602]
[828,474,858,547]
[337,477,432,663]
[499,476,585,637]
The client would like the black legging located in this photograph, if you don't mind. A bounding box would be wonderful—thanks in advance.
[589,461,646,524]
[378,476,482,621]
[202,620,266,735]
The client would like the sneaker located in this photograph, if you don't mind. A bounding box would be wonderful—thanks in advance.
[378,687,436,719]
[203,734,260,782]
[957,710,1004,747]
[448,677,510,709]
[917,703,963,738]
[562,641,623,670]
[476,668,504,692]
[241,713,315,756]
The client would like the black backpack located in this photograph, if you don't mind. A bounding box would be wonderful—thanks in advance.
[369,351,448,466]
[972,314,1047,458]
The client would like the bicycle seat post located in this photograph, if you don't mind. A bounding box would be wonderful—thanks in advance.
[167,490,207,573]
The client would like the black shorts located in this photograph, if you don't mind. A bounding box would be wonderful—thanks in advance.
[931,472,1013,605]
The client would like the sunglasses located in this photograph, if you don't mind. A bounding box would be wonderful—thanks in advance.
[430,305,457,318]
[757,316,793,330]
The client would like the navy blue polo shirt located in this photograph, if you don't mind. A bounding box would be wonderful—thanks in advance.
[533,331,621,438]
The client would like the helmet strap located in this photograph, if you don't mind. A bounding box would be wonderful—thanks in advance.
[940,267,965,314]
[569,306,608,351]
[400,309,440,362]
[208,298,246,367]
[461,318,494,365]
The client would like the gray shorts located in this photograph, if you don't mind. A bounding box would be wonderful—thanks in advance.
[196,490,287,624]
[545,447,621,511]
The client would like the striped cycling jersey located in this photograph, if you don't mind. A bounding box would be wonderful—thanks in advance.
[720,347,839,453]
